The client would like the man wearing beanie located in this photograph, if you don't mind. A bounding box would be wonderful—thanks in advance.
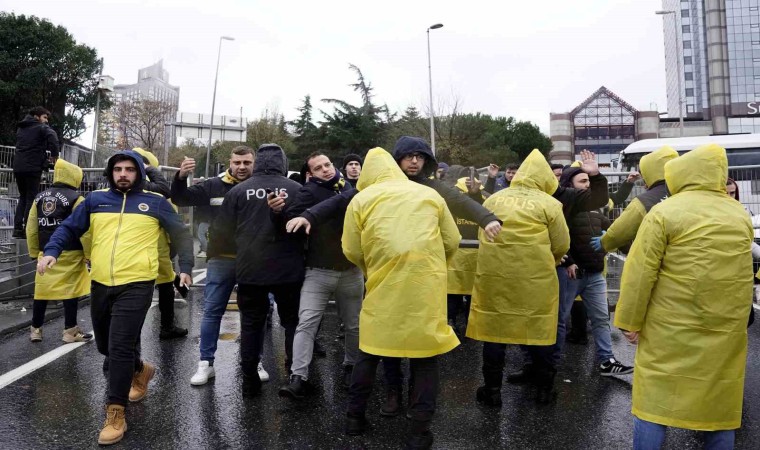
[436,162,449,180]
[341,153,363,188]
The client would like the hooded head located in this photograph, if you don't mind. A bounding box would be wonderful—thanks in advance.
[132,147,160,167]
[106,151,146,191]
[52,158,83,189]
[665,143,727,196]
[510,149,559,195]
[391,136,438,179]
[356,147,407,191]
[253,143,288,176]
[727,178,740,201]
[559,166,585,189]
[442,164,467,187]
[639,145,678,187]
[341,153,363,177]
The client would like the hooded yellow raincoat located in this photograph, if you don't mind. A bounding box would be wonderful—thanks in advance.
[27,159,91,300]
[342,147,461,358]
[601,146,678,252]
[134,148,175,284]
[614,144,753,431]
[467,150,570,345]
[446,177,483,295]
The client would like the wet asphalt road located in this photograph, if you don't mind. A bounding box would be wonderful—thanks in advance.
[1,287,759,449]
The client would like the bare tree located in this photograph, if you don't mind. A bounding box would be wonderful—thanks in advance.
[105,98,175,151]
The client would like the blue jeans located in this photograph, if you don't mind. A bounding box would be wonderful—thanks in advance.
[199,257,237,362]
[633,417,735,450]
[551,266,574,365]
[567,271,614,364]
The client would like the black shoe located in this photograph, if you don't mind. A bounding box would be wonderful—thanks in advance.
[405,431,434,449]
[313,339,327,357]
[242,376,262,398]
[379,386,402,417]
[448,319,462,337]
[345,414,368,436]
[476,386,502,407]
[342,365,353,390]
[506,364,535,384]
[599,358,634,376]
[278,375,310,400]
[11,229,25,239]
[160,326,188,340]
[535,366,558,404]
[566,333,589,345]
[102,358,109,372]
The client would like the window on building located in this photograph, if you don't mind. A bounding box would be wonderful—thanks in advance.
[684,56,693,65]
[682,25,691,33]
[681,9,689,17]
[685,72,694,80]
[686,88,695,96]
[683,40,692,49]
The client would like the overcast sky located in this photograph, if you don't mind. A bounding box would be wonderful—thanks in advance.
[6,0,669,144]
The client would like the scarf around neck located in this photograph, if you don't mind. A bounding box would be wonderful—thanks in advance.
[312,170,346,192]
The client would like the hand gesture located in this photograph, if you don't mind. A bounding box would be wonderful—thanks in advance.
[626,171,641,183]
[590,230,606,252]
[483,220,502,242]
[286,217,312,234]
[487,164,499,179]
[178,157,196,180]
[579,149,599,176]
[267,191,286,213]
[37,255,57,275]
[465,177,482,195]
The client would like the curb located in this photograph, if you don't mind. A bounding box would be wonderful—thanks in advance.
[0,296,91,336]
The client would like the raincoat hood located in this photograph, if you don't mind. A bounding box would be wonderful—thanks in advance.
[253,143,288,176]
[132,147,160,167]
[665,143,727,195]
[391,136,438,177]
[52,158,83,189]
[510,149,558,195]
[356,147,407,191]
[640,145,678,187]
[106,150,146,191]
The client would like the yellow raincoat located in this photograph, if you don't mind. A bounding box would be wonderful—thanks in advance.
[133,148,175,284]
[342,147,461,358]
[614,144,753,431]
[601,146,678,252]
[467,150,570,345]
[27,159,90,300]
[446,177,483,295]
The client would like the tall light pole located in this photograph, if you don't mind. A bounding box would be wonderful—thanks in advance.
[205,36,235,178]
[656,10,685,137]
[427,23,443,155]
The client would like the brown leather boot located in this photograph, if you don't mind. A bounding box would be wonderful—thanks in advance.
[98,404,127,445]
[128,361,155,402]
[379,385,402,417]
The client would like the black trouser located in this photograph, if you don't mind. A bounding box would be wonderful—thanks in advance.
[237,283,301,378]
[349,350,438,426]
[157,281,175,330]
[483,342,555,388]
[90,280,154,406]
[32,298,79,329]
[13,172,41,231]
[569,301,588,339]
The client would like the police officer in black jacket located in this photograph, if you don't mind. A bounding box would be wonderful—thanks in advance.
[13,107,59,237]
[215,143,304,396]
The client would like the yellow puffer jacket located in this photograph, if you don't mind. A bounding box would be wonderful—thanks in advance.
[614,143,753,431]
[342,147,461,358]
[446,177,483,295]
[27,159,90,300]
[467,150,570,345]
[601,146,678,252]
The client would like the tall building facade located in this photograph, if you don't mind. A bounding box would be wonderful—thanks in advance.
[663,0,760,134]
[112,59,180,108]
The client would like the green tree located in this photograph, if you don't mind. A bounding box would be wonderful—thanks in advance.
[245,108,298,170]
[289,95,321,160]
[0,13,106,145]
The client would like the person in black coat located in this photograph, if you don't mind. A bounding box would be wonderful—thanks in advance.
[214,143,304,396]
[13,107,59,237]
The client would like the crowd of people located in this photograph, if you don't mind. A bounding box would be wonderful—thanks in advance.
[14,105,756,449]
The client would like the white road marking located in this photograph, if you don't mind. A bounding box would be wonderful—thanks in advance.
[0,335,93,390]
[193,269,207,284]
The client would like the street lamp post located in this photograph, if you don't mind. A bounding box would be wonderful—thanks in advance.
[656,10,685,137]
[205,36,235,178]
[427,23,443,155]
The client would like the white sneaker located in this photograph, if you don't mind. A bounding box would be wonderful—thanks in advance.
[258,362,270,382]
[190,361,215,386]
[197,251,207,258]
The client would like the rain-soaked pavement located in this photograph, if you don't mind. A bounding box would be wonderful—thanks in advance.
[1,285,759,450]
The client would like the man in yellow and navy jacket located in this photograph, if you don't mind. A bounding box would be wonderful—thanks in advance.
[36,150,193,446]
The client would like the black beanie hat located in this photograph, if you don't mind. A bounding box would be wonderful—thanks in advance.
[341,153,363,173]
